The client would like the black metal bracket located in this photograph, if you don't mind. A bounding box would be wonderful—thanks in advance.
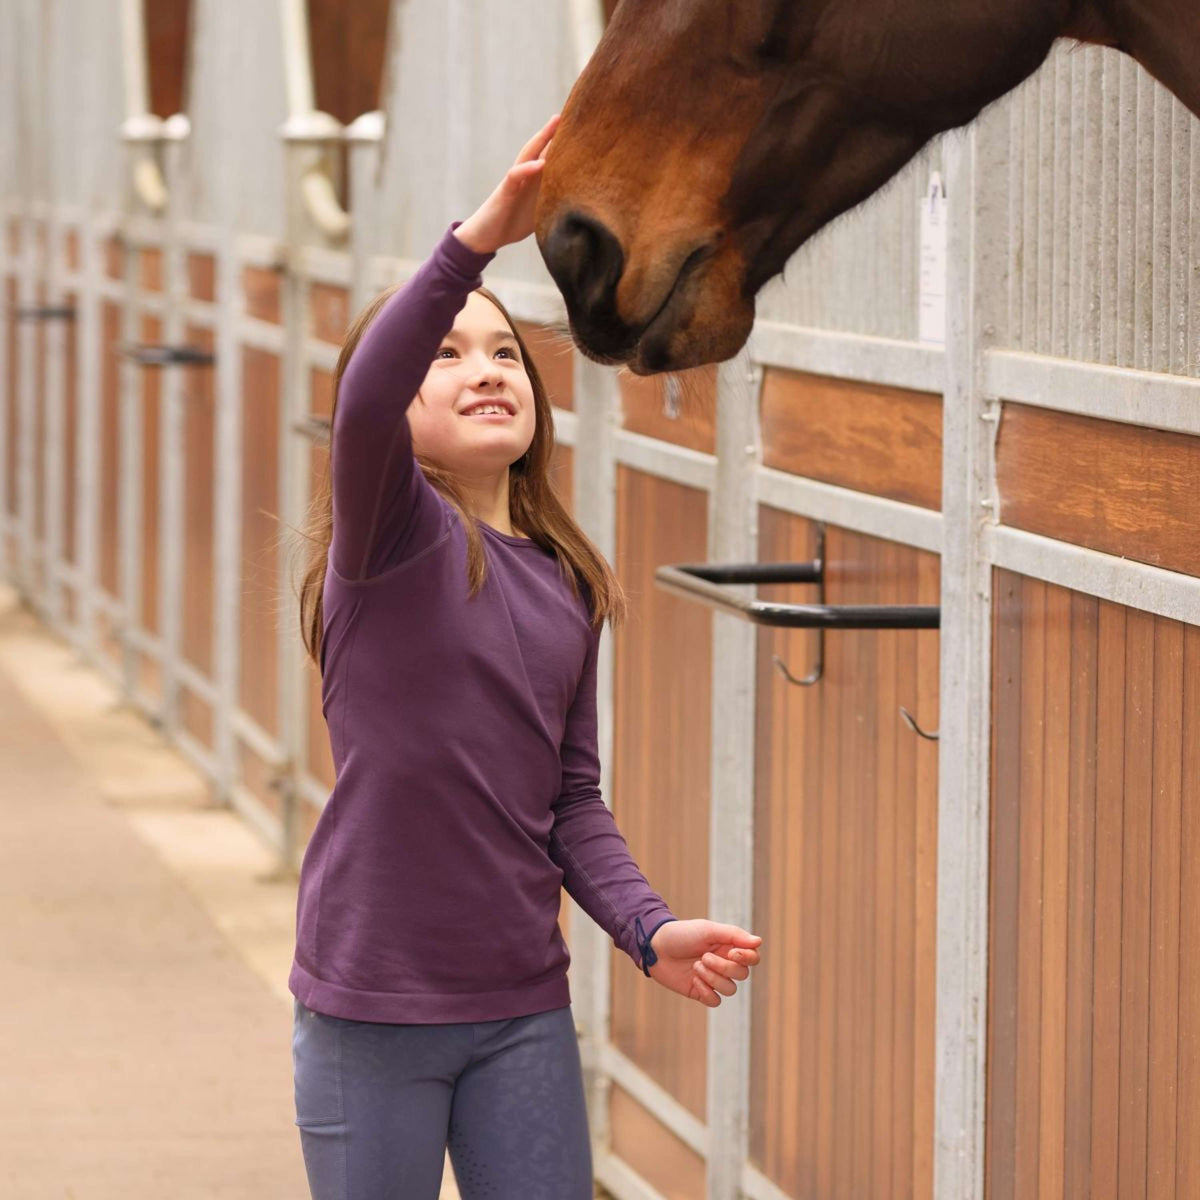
[292,415,331,445]
[118,343,215,367]
[13,305,76,321]
[653,525,939,702]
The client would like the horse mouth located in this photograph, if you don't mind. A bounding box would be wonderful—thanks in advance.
[566,242,721,375]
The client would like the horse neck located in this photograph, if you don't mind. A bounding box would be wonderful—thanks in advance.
[1068,0,1200,117]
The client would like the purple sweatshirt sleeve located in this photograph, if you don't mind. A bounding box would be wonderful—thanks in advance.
[549,625,679,973]
[330,223,495,582]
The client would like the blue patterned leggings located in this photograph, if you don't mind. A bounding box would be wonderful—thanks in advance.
[291,998,593,1199]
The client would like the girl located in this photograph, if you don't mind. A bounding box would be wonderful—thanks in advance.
[289,114,763,1199]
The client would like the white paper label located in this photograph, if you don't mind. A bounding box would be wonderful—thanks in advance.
[918,172,948,347]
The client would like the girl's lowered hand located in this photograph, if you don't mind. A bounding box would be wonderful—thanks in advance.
[644,919,763,1007]
[454,114,561,256]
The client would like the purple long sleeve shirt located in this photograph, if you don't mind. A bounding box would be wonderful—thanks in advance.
[288,223,678,1024]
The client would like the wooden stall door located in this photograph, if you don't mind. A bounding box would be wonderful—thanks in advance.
[988,573,1200,1200]
[609,465,713,1200]
[750,510,940,1200]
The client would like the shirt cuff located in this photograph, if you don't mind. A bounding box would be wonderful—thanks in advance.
[444,221,497,277]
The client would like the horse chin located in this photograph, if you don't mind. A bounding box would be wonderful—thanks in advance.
[627,251,755,374]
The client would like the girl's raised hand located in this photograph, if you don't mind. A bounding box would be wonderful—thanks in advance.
[454,114,561,256]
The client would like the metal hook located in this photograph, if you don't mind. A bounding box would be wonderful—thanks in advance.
[773,638,822,687]
[899,706,939,741]
[773,525,825,687]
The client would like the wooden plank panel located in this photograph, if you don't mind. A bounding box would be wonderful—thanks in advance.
[145,0,191,118]
[988,569,1024,1200]
[1039,584,1072,1200]
[997,405,1200,578]
[139,247,163,293]
[309,283,349,346]
[891,543,918,1200]
[515,321,574,411]
[1178,627,1200,1200]
[611,468,709,1117]
[761,368,942,510]
[873,536,899,1200]
[1064,592,1098,1200]
[1014,576,1046,1200]
[140,314,162,637]
[181,324,214,675]
[609,1083,706,1199]
[239,347,280,734]
[912,547,939,1200]
[1092,601,1126,1200]
[186,253,215,302]
[99,301,122,598]
[1147,618,1183,1200]
[243,265,282,325]
[618,366,716,454]
[1118,610,1154,1200]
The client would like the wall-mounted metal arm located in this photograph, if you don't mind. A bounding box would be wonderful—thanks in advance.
[291,414,331,445]
[654,524,939,694]
[653,563,940,630]
[13,306,76,321]
[118,343,215,367]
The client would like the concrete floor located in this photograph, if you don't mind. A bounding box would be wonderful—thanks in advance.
[0,585,480,1199]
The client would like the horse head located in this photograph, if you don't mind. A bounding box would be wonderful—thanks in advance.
[535,0,1129,373]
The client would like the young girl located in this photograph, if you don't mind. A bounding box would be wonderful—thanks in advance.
[289,114,763,1199]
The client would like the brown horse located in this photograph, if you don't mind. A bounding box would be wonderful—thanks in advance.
[535,0,1200,374]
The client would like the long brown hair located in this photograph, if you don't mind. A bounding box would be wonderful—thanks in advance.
[294,284,627,668]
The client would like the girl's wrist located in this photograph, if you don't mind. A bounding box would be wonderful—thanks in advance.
[453,218,494,256]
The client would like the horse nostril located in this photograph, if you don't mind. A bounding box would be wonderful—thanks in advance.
[541,211,625,320]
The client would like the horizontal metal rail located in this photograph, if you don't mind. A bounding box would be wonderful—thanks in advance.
[655,561,940,629]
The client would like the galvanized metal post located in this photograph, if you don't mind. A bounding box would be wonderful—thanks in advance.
[157,125,187,737]
[42,198,66,631]
[75,219,103,664]
[706,348,762,1200]
[277,137,316,870]
[15,210,37,601]
[117,149,144,700]
[571,352,622,1159]
[935,124,995,1200]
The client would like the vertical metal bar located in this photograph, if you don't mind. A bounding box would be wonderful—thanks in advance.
[705,348,762,1200]
[75,221,102,661]
[935,123,994,1200]
[43,205,66,629]
[277,140,313,869]
[117,189,142,699]
[16,211,37,598]
[570,352,621,1160]
[211,219,243,805]
[157,134,186,734]
[0,200,8,584]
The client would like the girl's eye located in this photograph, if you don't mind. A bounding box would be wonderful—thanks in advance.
[496,347,518,360]
[437,348,457,359]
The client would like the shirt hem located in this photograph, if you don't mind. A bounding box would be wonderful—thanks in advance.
[289,959,572,1024]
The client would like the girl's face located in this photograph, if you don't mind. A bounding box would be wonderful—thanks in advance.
[407,291,536,477]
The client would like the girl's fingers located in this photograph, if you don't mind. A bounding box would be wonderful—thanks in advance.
[700,952,748,981]
[516,114,561,164]
[693,960,736,996]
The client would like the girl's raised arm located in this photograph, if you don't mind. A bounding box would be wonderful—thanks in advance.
[328,113,559,583]
[329,228,494,583]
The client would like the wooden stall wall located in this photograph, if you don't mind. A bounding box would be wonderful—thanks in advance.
[137,248,164,701]
[239,263,283,821]
[751,508,941,1200]
[608,465,713,1198]
[988,572,1200,1200]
